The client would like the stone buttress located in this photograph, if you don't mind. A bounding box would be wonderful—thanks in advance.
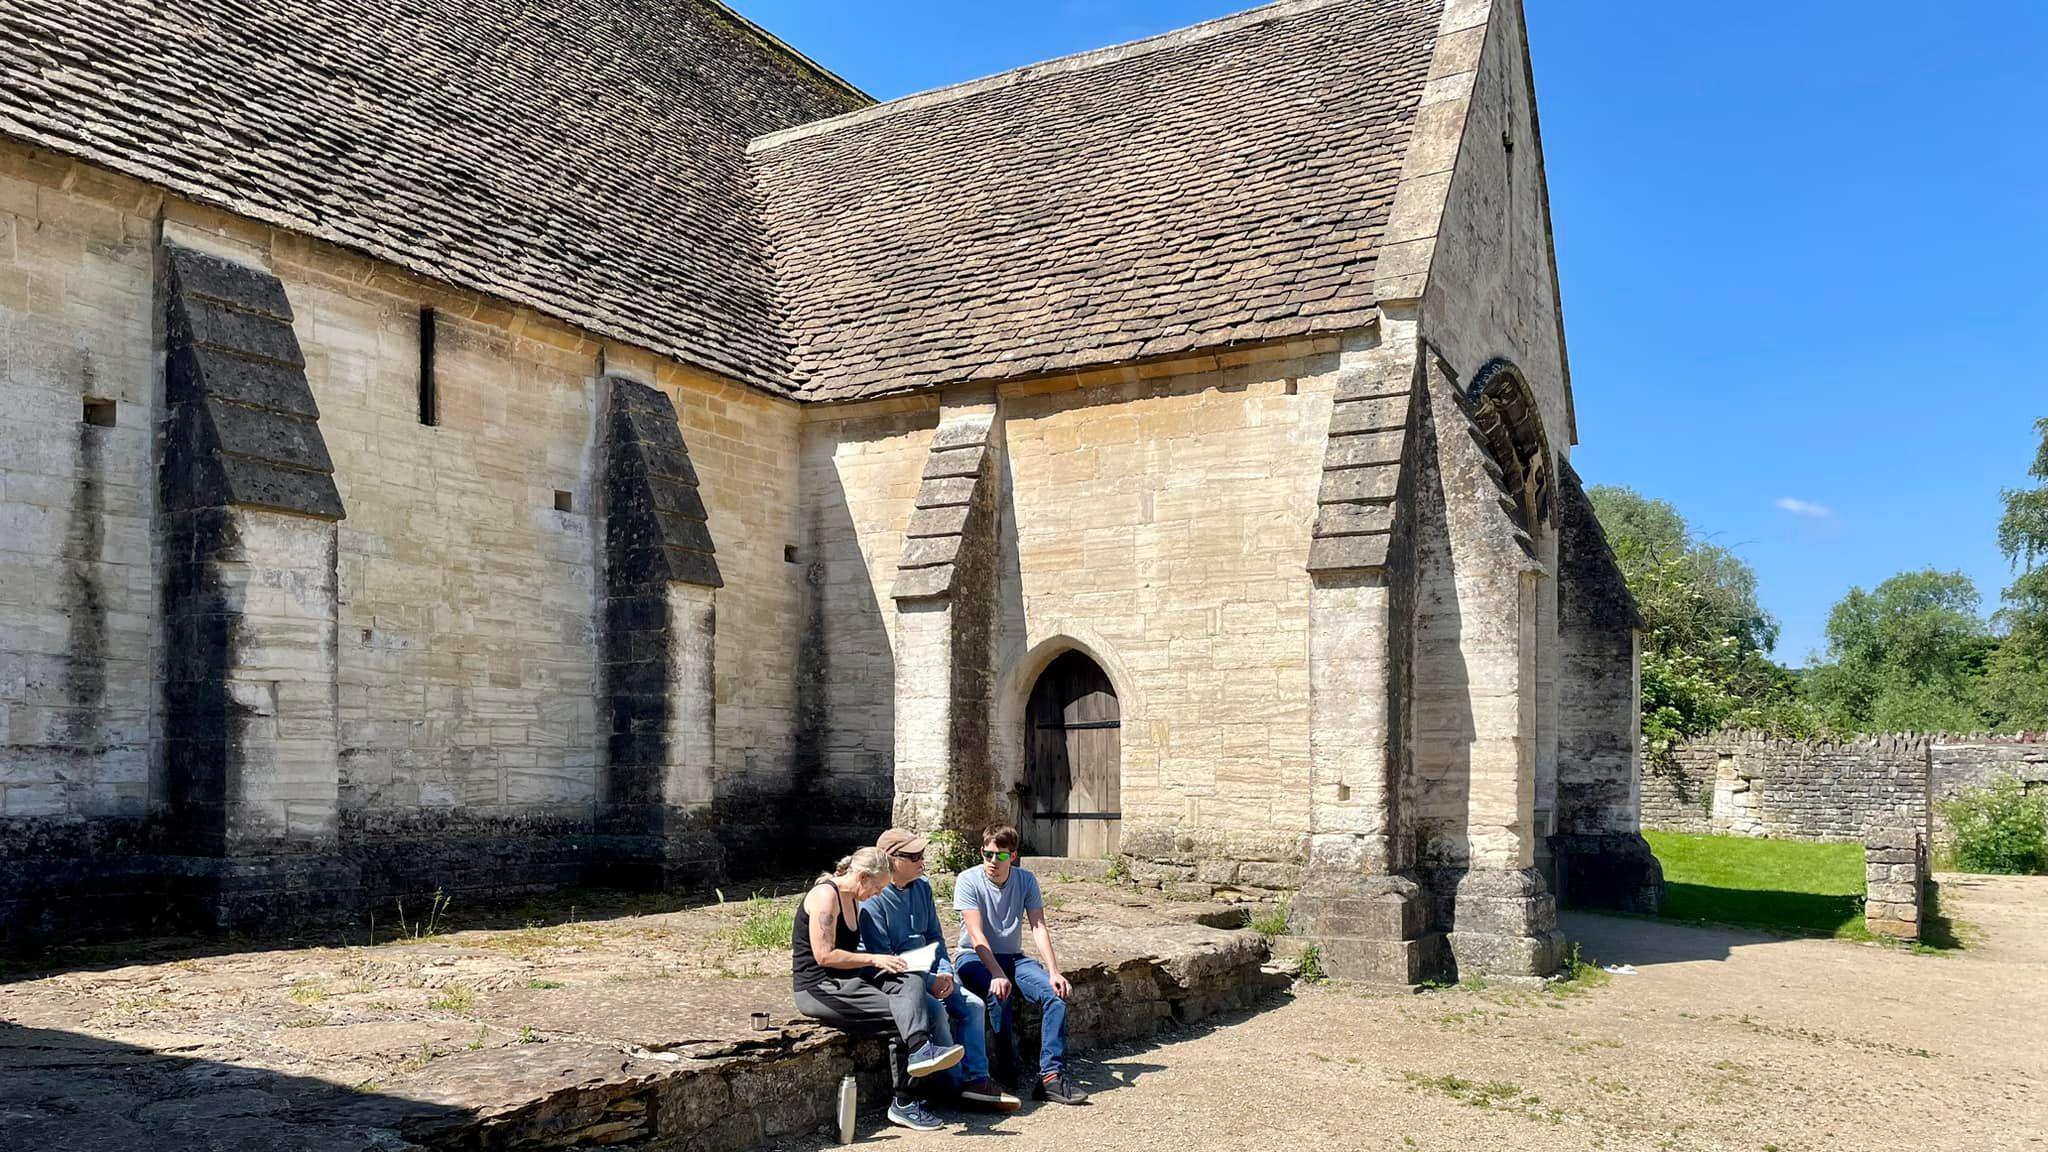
[890,394,1002,837]
[1294,314,1448,987]
[596,376,724,888]
[159,240,352,925]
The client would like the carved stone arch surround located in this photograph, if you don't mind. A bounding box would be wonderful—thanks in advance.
[1463,356,1552,547]
[991,623,1141,822]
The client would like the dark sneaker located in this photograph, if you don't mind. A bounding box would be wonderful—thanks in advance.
[906,1040,965,1078]
[887,1098,945,1132]
[1034,1073,1090,1105]
[959,1077,1022,1112]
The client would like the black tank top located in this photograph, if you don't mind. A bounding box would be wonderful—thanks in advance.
[791,880,865,994]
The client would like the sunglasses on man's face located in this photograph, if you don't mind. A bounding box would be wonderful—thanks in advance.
[981,850,1012,862]
[893,852,924,862]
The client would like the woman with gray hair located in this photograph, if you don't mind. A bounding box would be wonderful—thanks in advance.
[792,846,964,1133]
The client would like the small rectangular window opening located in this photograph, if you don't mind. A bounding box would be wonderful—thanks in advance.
[82,397,116,427]
[783,545,799,564]
[553,490,573,513]
[418,307,438,427]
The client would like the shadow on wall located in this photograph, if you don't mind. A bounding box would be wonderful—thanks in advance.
[1408,374,1476,886]
[0,1021,470,1150]
[784,425,898,862]
[990,441,1029,826]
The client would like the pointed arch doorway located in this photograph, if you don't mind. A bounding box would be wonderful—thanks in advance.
[1023,650,1121,857]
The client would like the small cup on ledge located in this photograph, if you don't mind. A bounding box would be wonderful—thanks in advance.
[750,1011,771,1031]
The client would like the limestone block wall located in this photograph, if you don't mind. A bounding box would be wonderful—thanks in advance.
[798,342,1339,877]
[0,143,161,846]
[796,397,939,843]
[0,141,808,928]
[997,346,1337,876]
[264,226,804,863]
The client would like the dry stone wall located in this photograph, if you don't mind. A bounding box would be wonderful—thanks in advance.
[1642,732,1931,842]
[1643,732,2047,845]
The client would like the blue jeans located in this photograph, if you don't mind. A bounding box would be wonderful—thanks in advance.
[955,953,1065,1077]
[922,975,990,1086]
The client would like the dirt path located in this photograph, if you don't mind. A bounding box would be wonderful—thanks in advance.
[786,875,2048,1152]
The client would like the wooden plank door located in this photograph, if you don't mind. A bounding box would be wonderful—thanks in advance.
[1024,651,1120,857]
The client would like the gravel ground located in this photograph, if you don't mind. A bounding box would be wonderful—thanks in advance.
[779,874,2048,1152]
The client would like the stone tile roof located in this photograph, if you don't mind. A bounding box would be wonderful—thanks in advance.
[752,0,1442,403]
[0,0,865,392]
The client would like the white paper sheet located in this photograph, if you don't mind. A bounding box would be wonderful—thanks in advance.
[898,941,940,973]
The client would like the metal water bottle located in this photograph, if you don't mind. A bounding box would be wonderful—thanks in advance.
[836,1072,857,1144]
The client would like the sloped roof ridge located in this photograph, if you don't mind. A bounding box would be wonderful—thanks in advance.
[748,0,1355,153]
[702,0,873,105]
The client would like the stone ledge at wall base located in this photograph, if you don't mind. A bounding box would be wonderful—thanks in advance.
[347,926,1277,1152]
[1291,871,1448,987]
[1547,832,1664,915]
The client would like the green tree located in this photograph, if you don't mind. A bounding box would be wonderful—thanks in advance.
[1588,486,1813,756]
[1805,569,1992,732]
[1984,417,2048,728]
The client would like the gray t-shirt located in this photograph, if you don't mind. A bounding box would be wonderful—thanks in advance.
[952,865,1042,956]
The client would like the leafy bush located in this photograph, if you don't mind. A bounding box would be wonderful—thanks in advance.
[1940,777,2048,875]
[925,829,977,877]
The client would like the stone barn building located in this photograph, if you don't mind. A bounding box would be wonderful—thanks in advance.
[0,0,1658,982]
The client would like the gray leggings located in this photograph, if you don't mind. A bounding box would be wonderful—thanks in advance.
[794,971,933,1104]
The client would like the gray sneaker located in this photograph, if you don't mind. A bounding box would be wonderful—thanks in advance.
[905,1040,965,1078]
[887,1098,945,1132]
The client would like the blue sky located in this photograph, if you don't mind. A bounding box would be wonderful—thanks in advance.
[735,1,2048,665]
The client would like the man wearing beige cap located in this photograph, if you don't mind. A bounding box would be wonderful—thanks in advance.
[860,828,1020,1113]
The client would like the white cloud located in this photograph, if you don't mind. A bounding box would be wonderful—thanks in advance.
[1774,497,1835,520]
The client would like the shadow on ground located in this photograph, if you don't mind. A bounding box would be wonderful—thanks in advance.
[833,997,1278,1146]
[0,876,816,985]
[0,1020,462,1151]
[1655,881,1864,938]
[1562,909,1757,968]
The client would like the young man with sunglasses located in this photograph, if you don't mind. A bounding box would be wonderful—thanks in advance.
[952,824,1089,1105]
[859,827,1022,1115]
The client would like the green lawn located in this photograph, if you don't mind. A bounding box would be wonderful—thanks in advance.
[1644,831,1870,940]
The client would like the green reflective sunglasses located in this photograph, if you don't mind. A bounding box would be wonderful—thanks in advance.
[981,849,1012,862]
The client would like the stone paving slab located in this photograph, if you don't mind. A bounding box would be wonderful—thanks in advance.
[0,877,1280,1151]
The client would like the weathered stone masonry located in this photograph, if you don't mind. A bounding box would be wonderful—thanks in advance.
[1644,730,2046,846]
[595,375,724,889]
[2,0,1655,982]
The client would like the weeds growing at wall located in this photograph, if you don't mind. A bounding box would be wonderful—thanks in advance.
[718,892,797,951]
[1939,777,2048,874]
[1248,898,1291,939]
[925,829,977,876]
